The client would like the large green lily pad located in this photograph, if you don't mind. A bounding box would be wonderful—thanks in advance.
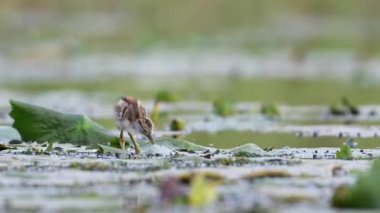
[9,100,115,146]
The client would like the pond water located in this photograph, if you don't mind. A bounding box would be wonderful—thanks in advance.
[1,76,380,212]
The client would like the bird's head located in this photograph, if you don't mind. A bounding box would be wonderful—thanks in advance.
[137,117,155,144]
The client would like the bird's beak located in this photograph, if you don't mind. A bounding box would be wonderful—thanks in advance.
[147,134,155,144]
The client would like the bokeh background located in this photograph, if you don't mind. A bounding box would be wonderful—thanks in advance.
[2,0,380,148]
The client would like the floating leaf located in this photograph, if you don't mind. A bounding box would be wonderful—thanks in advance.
[140,138,210,152]
[9,100,115,147]
[229,143,269,157]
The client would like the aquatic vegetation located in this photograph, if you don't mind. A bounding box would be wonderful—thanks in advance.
[342,97,360,116]
[329,97,360,116]
[229,144,269,158]
[242,170,292,180]
[155,91,178,103]
[177,171,225,185]
[213,100,234,117]
[170,119,186,132]
[151,90,178,124]
[329,105,346,116]
[336,145,353,160]
[9,100,115,147]
[189,173,218,207]
[260,103,280,118]
[332,160,380,209]
[69,161,111,171]
[170,118,186,138]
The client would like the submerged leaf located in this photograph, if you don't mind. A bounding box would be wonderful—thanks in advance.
[9,100,115,147]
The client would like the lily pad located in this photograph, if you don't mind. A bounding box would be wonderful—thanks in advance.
[9,100,114,147]
[140,138,210,152]
[8,100,270,158]
[229,143,269,157]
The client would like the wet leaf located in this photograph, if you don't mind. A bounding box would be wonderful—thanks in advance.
[9,100,115,147]
[229,143,269,157]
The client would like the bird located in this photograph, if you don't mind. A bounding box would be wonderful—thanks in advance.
[114,96,155,154]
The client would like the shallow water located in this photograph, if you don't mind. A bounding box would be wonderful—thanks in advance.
[0,149,373,212]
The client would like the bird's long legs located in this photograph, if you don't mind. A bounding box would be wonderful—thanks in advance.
[128,131,142,155]
[119,129,126,150]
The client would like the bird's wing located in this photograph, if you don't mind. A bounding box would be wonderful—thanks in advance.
[138,105,147,118]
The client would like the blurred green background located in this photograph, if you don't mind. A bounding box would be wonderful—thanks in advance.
[1,0,380,104]
[1,0,380,55]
